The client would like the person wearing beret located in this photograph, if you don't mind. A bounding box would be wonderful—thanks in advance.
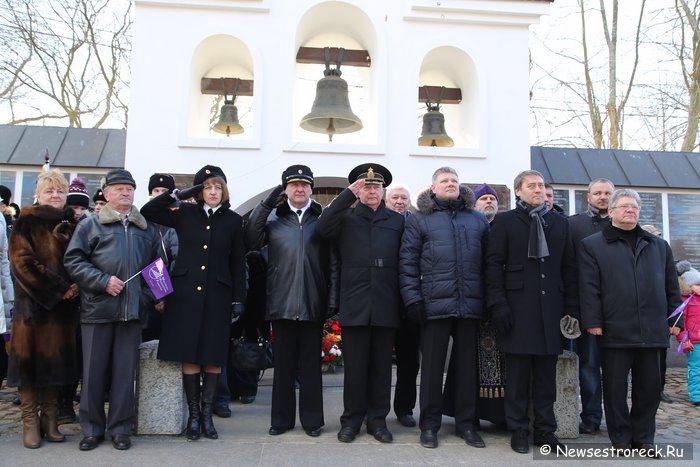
[245,164,339,438]
[316,163,404,444]
[399,167,490,449]
[141,165,246,442]
[64,169,160,451]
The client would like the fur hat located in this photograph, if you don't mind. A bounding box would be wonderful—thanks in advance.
[0,185,11,205]
[148,173,175,193]
[473,183,498,201]
[677,260,700,287]
[193,165,227,186]
[66,177,90,208]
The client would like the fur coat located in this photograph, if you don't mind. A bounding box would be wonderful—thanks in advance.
[7,204,79,388]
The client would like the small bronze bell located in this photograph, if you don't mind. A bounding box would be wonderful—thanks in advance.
[213,100,243,136]
[299,47,362,142]
[418,109,454,147]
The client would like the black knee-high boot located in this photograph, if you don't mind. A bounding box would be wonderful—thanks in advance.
[183,373,201,440]
[201,373,219,440]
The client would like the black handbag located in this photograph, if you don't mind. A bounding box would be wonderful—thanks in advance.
[230,330,272,372]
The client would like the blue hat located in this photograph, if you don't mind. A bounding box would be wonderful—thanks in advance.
[473,183,498,201]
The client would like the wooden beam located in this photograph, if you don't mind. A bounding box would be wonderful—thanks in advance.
[296,47,371,67]
[418,86,462,104]
[200,78,254,96]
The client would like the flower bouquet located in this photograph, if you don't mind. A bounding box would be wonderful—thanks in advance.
[321,319,343,373]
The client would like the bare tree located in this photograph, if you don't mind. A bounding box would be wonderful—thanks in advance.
[675,0,700,151]
[0,0,131,128]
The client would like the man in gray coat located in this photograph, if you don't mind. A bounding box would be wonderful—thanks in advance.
[64,169,159,452]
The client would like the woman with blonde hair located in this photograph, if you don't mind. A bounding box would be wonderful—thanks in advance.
[141,165,246,441]
[7,168,80,448]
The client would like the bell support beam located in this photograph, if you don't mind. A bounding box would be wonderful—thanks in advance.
[296,47,371,67]
[418,86,462,104]
[201,78,254,96]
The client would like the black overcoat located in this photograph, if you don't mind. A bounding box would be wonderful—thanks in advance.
[485,207,578,355]
[316,188,404,328]
[141,193,246,367]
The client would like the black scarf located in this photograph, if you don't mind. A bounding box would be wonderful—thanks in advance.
[433,195,465,212]
[516,199,549,259]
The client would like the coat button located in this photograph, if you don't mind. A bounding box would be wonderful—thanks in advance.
[197,286,202,291]
[541,274,545,278]
[201,265,206,270]
[541,290,546,295]
[203,245,208,249]
[206,226,210,230]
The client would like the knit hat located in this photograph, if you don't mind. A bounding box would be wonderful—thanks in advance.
[677,260,700,287]
[148,173,175,193]
[473,183,498,201]
[66,177,90,208]
[93,188,106,204]
[0,185,10,205]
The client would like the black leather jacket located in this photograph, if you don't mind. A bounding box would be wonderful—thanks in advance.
[246,198,339,322]
[64,205,159,323]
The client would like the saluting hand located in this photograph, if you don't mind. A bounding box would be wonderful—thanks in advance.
[348,179,365,197]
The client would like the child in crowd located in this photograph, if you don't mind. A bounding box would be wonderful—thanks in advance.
[676,260,700,406]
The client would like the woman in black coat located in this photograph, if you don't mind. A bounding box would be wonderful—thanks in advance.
[141,165,246,442]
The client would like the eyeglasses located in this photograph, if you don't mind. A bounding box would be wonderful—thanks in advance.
[611,204,640,211]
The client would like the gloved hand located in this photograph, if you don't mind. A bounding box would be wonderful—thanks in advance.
[231,302,244,323]
[175,184,203,200]
[491,306,513,335]
[405,302,425,325]
[263,185,285,208]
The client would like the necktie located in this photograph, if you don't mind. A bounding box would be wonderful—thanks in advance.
[208,208,214,218]
[297,209,303,222]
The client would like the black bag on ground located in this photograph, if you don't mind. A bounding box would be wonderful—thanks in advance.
[230,331,271,372]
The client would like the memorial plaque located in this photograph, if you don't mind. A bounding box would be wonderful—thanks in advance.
[553,189,569,214]
[668,193,700,266]
[637,192,663,232]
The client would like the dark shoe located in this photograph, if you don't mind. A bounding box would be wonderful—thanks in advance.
[420,430,438,448]
[239,395,255,404]
[458,429,485,448]
[368,427,393,443]
[694,401,700,407]
[111,434,131,450]
[397,414,416,427]
[268,426,291,436]
[213,405,231,418]
[632,442,660,458]
[534,431,565,450]
[612,443,630,457]
[305,427,322,437]
[578,420,599,434]
[200,373,219,440]
[12,394,21,405]
[510,429,529,454]
[79,435,104,451]
[660,392,673,403]
[337,426,357,443]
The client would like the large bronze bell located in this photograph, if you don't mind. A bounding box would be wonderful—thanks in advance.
[213,100,243,136]
[418,109,454,147]
[300,75,363,142]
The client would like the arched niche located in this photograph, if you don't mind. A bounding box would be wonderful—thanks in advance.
[188,35,256,141]
[292,2,378,146]
[418,47,480,150]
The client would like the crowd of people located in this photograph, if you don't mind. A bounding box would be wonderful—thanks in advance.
[0,163,694,458]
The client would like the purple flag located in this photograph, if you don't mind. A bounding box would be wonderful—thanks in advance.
[142,257,173,300]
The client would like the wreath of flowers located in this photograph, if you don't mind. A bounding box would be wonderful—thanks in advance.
[321,319,343,371]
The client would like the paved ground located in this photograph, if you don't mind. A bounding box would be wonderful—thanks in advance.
[1,366,698,466]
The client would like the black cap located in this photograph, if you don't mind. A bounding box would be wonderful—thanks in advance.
[0,185,10,205]
[93,188,106,203]
[103,169,136,188]
[348,163,392,187]
[148,173,175,193]
[193,165,227,186]
[282,165,314,188]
